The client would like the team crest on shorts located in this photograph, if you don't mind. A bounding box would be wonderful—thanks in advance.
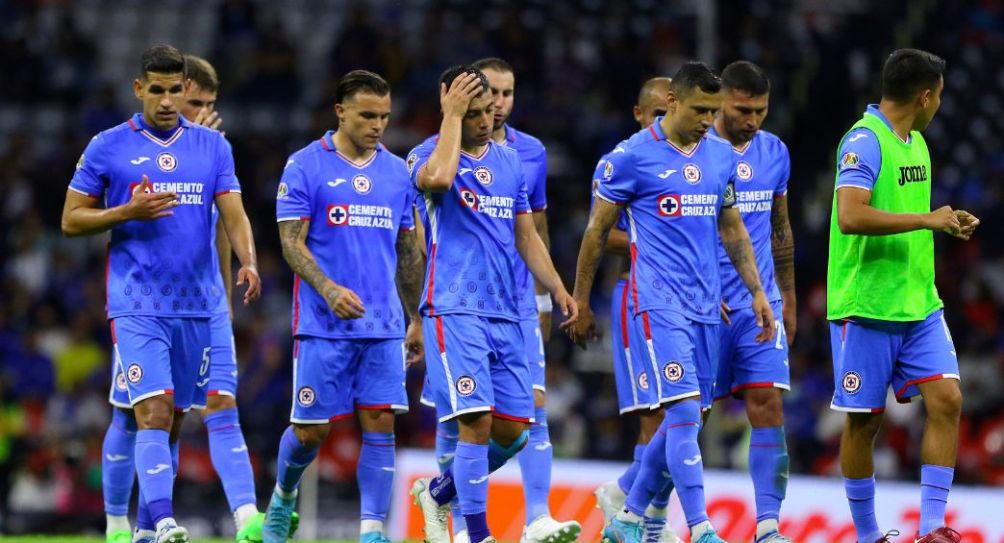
[662,361,684,383]
[637,372,649,390]
[156,152,178,172]
[456,375,477,396]
[126,363,143,384]
[116,371,128,391]
[473,166,493,186]
[352,174,372,194]
[297,386,316,406]
[842,371,862,394]
[682,163,702,184]
[736,161,754,181]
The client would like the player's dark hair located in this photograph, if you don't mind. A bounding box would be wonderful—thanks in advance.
[721,61,770,96]
[670,62,722,98]
[439,65,489,94]
[184,55,218,93]
[881,49,946,102]
[334,70,390,103]
[140,44,186,79]
[472,57,514,74]
[637,77,672,105]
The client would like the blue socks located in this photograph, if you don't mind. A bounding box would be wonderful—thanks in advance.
[359,432,396,523]
[454,442,490,542]
[845,476,881,543]
[205,407,257,512]
[663,401,707,528]
[430,431,528,507]
[749,426,788,523]
[276,426,319,493]
[435,421,465,533]
[102,410,137,517]
[919,465,953,535]
[518,407,552,523]
[618,444,646,495]
[625,428,671,516]
[135,429,174,524]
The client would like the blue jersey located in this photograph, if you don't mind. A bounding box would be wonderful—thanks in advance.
[498,125,548,319]
[835,104,894,191]
[276,132,416,339]
[208,205,229,315]
[710,127,789,309]
[407,138,531,322]
[69,113,240,318]
[594,119,737,324]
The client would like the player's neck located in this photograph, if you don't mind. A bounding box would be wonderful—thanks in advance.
[876,100,915,142]
[712,116,744,149]
[461,142,488,156]
[660,116,698,151]
[332,130,377,162]
[491,125,507,145]
[139,113,180,136]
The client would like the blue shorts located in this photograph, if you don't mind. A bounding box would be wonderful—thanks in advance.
[291,336,408,424]
[637,310,719,410]
[110,316,211,412]
[714,300,790,400]
[521,317,546,392]
[611,279,656,413]
[110,310,237,408]
[423,314,533,423]
[829,309,960,412]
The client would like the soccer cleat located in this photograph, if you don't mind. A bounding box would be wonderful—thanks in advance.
[755,531,793,543]
[914,527,962,543]
[692,530,726,543]
[262,489,298,543]
[133,528,156,543]
[236,511,299,543]
[107,529,131,543]
[594,481,626,524]
[869,530,901,543]
[473,537,497,543]
[153,521,189,543]
[642,517,682,543]
[454,530,470,543]
[602,517,643,543]
[411,477,451,543]
[361,531,392,543]
[520,515,582,543]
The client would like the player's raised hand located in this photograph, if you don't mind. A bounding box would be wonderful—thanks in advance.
[126,175,178,220]
[193,107,223,131]
[720,300,732,326]
[924,205,961,236]
[405,320,424,367]
[441,72,483,119]
[323,281,366,319]
[751,290,777,343]
[236,263,261,305]
[953,209,980,240]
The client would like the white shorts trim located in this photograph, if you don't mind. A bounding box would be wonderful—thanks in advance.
[829,403,884,413]
[532,384,546,392]
[437,405,492,423]
[653,390,702,407]
[130,389,171,406]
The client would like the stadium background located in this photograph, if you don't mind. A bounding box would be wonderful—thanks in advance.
[1,0,1002,540]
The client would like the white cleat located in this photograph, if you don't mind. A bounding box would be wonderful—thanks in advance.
[152,521,188,543]
[454,530,470,543]
[659,525,683,543]
[521,515,582,543]
[594,481,626,524]
[411,477,451,543]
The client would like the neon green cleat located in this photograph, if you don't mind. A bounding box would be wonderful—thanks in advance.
[237,510,300,543]
[106,529,131,543]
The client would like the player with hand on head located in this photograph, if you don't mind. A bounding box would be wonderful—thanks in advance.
[569,62,775,543]
[707,60,795,543]
[407,65,577,543]
[264,70,424,543]
[64,44,261,543]
[828,49,977,543]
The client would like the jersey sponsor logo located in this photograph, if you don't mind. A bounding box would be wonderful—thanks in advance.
[327,204,349,226]
[658,169,677,179]
[297,386,316,406]
[115,371,128,391]
[736,161,754,181]
[658,193,720,217]
[734,188,773,213]
[637,372,649,390]
[473,166,493,186]
[461,190,479,210]
[456,375,477,396]
[130,181,206,205]
[406,153,419,175]
[129,182,153,196]
[326,203,396,229]
[352,174,372,194]
[130,156,151,165]
[156,152,178,172]
[459,192,515,219]
[603,160,614,179]
[842,371,862,394]
[839,152,860,170]
[662,361,684,383]
[126,363,143,384]
[682,163,702,184]
[277,182,289,199]
[657,194,681,217]
[897,165,928,186]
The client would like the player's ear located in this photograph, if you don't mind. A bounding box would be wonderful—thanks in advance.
[334,103,345,123]
[133,78,144,99]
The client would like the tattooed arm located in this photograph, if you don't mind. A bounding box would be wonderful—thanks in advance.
[278,219,365,319]
[395,228,425,321]
[568,198,622,347]
[771,194,796,345]
[718,206,775,342]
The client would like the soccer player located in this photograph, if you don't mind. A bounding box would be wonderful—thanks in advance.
[265,70,425,543]
[706,61,795,543]
[62,44,262,543]
[407,65,577,543]
[828,49,977,543]
[568,62,775,543]
[100,55,270,543]
[591,76,684,543]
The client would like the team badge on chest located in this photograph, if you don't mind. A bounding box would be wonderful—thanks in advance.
[736,161,753,181]
[156,152,178,172]
[352,174,372,194]
[682,163,701,184]
[473,166,493,186]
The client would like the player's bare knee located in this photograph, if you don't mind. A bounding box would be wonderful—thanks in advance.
[745,389,784,427]
[293,423,330,448]
[845,412,883,439]
[457,412,493,444]
[134,397,174,430]
[533,389,546,408]
[923,383,962,422]
[204,394,237,415]
[638,411,663,443]
[358,408,395,433]
[490,418,530,450]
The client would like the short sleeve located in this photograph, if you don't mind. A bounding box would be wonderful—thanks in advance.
[835,128,881,191]
[399,181,417,231]
[527,147,548,212]
[594,151,635,205]
[406,145,433,189]
[721,151,737,208]
[68,135,108,198]
[275,159,312,222]
[214,137,241,195]
[515,175,531,215]
[776,141,791,197]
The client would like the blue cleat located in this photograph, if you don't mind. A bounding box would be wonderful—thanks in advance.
[693,530,726,543]
[262,488,298,543]
[602,517,643,543]
[755,531,793,543]
[360,531,391,543]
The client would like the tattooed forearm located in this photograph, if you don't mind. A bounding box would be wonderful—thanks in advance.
[771,196,796,293]
[278,220,337,302]
[573,226,610,300]
[396,229,425,320]
[723,236,764,295]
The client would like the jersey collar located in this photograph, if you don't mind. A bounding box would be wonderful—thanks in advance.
[320,130,382,168]
[651,116,703,157]
[864,104,910,143]
[708,125,755,154]
[128,113,189,147]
